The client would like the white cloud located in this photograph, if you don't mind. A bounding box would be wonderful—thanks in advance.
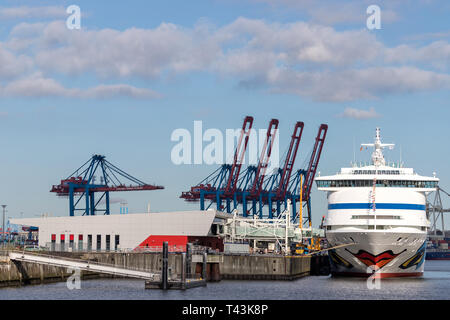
[264,67,450,102]
[32,21,221,78]
[1,15,450,101]
[385,41,450,70]
[82,84,162,99]
[16,18,383,82]
[0,45,33,79]
[337,107,381,120]
[216,18,382,67]
[0,73,161,99]
[1,73,68,97]
[0,6,66,20]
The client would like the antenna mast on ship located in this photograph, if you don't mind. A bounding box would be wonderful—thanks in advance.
[361,128,395,167]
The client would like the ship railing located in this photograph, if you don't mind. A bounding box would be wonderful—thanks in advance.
[42,243,184,253]
[8,249,159,274]
[41,242,218,254]
[134,246,185,253]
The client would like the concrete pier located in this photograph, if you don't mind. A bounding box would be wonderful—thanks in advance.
[0,251,312,288]
[0,254,101,287]
[220,254,311,280]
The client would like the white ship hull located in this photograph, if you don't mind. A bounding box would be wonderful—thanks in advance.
[322,187,430,278]
[327,231,427,278]
[315,128,438,279]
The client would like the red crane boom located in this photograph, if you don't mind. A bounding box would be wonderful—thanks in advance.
[275,121,304,200]
[302,124,328,201]
[250,119,279,197]
[224,116,254,196]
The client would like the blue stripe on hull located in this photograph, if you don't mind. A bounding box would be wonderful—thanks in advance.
[328,203,425,210]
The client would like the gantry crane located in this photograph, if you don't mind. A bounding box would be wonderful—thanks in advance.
[261,121,304,218]
[289,124,328,225]
[180,118,328,226]
[234,119,279,217]
[51,155,164,216]
[180,116,254,212]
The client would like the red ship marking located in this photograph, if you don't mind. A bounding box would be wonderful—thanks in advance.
[346,249,406,269]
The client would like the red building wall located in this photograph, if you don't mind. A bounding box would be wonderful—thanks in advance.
[137,235,224,252]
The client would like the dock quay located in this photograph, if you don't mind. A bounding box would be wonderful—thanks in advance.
[0,248,319,289]
[8,251,158,281]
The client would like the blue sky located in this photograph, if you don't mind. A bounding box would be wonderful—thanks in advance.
[0,0,449,228]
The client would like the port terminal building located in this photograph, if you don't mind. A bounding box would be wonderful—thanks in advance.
[10,209,324,254]
[10,210,224,252]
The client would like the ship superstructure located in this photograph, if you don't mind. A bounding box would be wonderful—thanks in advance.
[316,128,438,277]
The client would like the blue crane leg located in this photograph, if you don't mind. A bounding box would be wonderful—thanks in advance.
[200,191,205,210]
[85,186,90,216]
[90,192,95,216]
[268,197,274,219]
[292,197,297,223]
[216,192,221,211]
[276,199,281,217]
[105,191,110,215]
[259,196,263,219]
[69,186,75,217]
[268,196,273,219]
[243,196,247,217]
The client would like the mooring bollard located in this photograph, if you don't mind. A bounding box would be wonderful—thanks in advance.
[161,241,168,290]
[202,252,207,280]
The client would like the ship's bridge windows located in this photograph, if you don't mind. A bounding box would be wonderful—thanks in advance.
[351,215,401,220]
[327,225,426,231]
[316,180,437,188]
[353,170,401,175]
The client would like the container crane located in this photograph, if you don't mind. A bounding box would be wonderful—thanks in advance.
[249,119,279,198]
[51,155,164,216]
[252,121,304,219]
[269,121,304,217]
[236,119,279,217]
[180,116,254,212]
[289,124,328,225]
[275,122,304,200]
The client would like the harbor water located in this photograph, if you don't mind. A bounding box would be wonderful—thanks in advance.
[0,260,449,300]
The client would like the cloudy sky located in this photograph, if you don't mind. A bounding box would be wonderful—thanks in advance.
[0,0,449,227]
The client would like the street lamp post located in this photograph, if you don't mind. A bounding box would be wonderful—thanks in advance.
[1,205,6,248]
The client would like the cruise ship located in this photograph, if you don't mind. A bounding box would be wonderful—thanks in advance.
[315,128,439,278]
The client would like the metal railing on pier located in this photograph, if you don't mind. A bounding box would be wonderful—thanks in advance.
[8,251,160,281]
